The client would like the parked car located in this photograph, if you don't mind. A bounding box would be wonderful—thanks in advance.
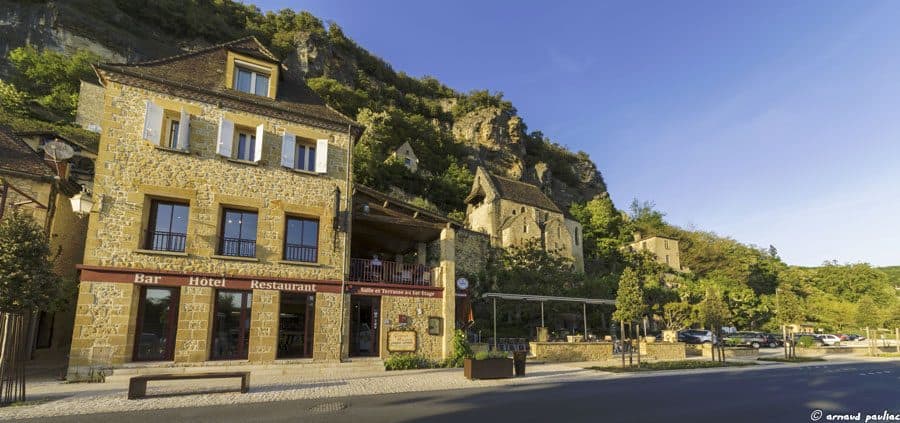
[818,334,841,346]
[677,332,703,344]
[682,329,715,343]
[723,332,768,348]
[761,333,782,348]
[845,334,865,341]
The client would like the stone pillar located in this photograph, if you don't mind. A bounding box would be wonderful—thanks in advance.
[67,282,139,380]
[248,289,279,362]
[174,286,214,363]
[416,242,427,265]
[313,292,349,361]
[439,227,456,359]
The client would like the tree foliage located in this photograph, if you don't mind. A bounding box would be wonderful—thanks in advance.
[612,268,645,324]
[0,210,65,312]
[7,46,100,120]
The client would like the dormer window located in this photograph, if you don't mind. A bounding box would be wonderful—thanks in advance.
[233,62,270,96]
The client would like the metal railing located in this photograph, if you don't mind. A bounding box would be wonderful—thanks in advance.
[219,237,256,258]
[284,244,317,263]
[349,258,434,286]
[145,230,187,252]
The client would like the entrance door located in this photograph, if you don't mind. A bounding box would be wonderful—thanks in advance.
[349,296,380,357]
[133,286,180,361]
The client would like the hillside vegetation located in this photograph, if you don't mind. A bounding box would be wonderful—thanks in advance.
[1,1,896,335]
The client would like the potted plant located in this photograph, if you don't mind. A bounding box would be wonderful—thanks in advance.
[464,351,514,380]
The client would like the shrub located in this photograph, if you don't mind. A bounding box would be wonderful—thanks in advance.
[445,329,473,368]
[797,336,816,348]
[474,351,508,360]
[383,354,437,371]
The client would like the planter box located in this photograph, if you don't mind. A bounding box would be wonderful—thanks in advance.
[464,358,514,380]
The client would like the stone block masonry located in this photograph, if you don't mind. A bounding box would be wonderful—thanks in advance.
[380,296,444,360]
[174,286,213,363]
[248,289,280,362]
[68,282,138,380]
[313,292,348,361]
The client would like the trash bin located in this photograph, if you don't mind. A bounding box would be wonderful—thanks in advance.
[513,351,527,376]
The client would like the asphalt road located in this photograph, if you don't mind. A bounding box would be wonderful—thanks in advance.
[22,361,899,423]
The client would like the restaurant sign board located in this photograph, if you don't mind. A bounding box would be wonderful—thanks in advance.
[387,330,417,352]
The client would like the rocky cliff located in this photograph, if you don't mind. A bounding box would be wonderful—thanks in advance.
[0,0,608,213]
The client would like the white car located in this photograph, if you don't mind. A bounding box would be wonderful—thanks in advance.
[819,334,841,346]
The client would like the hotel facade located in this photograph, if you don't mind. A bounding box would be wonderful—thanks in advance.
[67,38,462,379]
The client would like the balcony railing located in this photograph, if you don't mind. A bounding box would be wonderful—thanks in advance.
[219,237,256,258]
[284,244,317,263]
[349,258,433,286]
[145,230,187,253]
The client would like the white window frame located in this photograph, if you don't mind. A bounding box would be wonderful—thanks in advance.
[233,61,271,97]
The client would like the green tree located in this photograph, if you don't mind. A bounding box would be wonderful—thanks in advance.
[854,296,882,330]
[0,79,28,115]
[662,301,692,331]
[697,285,730,361]
[613,267,645,366]
[0,209,65,312]
[8,46,100,120]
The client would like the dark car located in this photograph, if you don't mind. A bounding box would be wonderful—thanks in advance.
[761,333,782,348]
[723,332,768,348]
[676,331,703,344]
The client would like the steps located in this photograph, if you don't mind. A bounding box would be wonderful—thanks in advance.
[104,358,386,383]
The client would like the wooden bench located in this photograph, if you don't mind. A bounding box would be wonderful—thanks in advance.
[127,372,250,400]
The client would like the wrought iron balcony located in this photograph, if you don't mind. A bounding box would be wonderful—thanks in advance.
[349,258,434,286]
[145,230,187,253]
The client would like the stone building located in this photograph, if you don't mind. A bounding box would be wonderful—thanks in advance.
[387,141,419,172]
[465,167,584,272]
[627,233,682,272]
[0,126,89,361]
[67,37,461,379]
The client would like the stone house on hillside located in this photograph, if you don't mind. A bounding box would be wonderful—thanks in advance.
[0,126,89,362]
[66,37,462,379]
[626,233,682,272]
[387,140,419,172]
[465,167,584,272]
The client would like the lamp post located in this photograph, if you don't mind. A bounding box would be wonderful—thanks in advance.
[69,189,95,217]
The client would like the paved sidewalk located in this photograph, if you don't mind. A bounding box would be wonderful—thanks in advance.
[2,355,892,420]
[0,361,607,420]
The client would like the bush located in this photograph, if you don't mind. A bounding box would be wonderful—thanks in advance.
[797,336,816,348]
[445,329,473,368]
[474,351,508,360]
[383,353,437,371]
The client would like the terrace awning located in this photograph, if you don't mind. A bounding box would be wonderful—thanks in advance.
[481,292,616,348]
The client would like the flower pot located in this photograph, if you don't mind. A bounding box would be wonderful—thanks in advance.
[512,351,527,376]
[464,358,514,380]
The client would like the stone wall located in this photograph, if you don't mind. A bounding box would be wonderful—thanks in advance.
[380,295,444,360]
[701,344,759,359]
[0,175,52,227]
[640,342,686,361]
[248,289,279,362]
[81,81,351,279]
[455,229,490,278]
[75,80,105,132]
[313,292,348,361]
[173,286,213,363]
[529,342,613,362]
[68,281,138,380]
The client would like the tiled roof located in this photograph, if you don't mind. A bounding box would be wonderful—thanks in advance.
[97,37,362,134]
[0,125,55,179]
[488,173,562,213]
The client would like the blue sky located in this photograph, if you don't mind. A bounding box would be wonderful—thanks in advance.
[255,1,900,267]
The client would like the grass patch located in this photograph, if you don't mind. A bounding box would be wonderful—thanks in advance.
[758,356,826,363]
[877,352,900,358]
[588,360,756,373]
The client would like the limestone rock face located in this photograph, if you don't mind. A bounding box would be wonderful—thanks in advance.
[452,107,525,179]
[286,31,357,86]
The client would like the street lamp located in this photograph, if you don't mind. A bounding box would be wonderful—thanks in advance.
[69,187,96,217]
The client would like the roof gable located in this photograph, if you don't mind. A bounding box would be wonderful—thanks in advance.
[97,37,361,133]
[465,167,562,213]
[0,126,55,179]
